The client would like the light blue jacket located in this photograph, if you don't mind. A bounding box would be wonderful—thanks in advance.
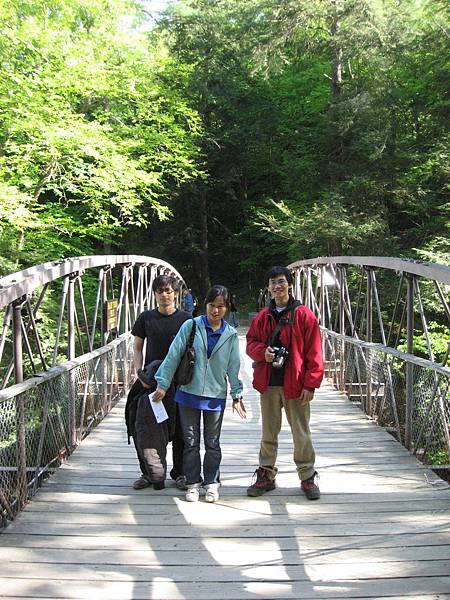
[155,316,243,400]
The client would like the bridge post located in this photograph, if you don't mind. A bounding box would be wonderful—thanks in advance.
[67,274,77,446]
[405,273,415,449]
[101,268,109,410]
[67,274,76,361]
[305,268,311,310]
[339,266,346,391]
[365,267,373,416]
[12,297,27,508]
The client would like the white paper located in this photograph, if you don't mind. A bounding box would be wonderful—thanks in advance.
[148,392,169,423]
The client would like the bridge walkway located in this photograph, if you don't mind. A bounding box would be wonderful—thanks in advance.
[1,332,450,599]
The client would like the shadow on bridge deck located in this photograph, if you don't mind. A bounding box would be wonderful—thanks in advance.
[1,334,449,599]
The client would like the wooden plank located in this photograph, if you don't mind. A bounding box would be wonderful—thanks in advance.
[54,456,434,472]
[2,544,450,565]
[6,519,450,536]
[22,498,450,514]
[12,487,450,503]
[12,508,450,527]
[2,532,449,552]
[45,463,444,484]
[3,560,450,581]
[0,576,449,599]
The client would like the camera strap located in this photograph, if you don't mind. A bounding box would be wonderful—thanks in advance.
[268,306,297,350]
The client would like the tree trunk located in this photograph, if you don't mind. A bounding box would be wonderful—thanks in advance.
[330,0,343,101]
[328,0,344,181]
[198,189,210,297]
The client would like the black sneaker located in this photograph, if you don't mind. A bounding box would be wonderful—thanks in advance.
[247,467,276,497]
[174,475,188,491]
[133,475,151,490]
[301,471,320,500]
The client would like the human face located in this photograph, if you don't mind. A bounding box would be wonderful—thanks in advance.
[206,295,227,329]
[155,286,176,313]
[268,276,290,307]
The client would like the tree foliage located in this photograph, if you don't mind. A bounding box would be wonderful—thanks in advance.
[0,0,204,272]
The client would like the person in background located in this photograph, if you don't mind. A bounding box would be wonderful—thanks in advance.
[182,288,195,316]
[125,275,191,491]
[228,293,239,327]
[246,266,324,500]
[153,285,247,503]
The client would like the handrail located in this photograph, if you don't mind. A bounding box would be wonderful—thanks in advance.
[288,256,450,285]
[323,329,450,377]
[0,332,131,403]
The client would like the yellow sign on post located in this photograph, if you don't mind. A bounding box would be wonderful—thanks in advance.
[104,298,118,332]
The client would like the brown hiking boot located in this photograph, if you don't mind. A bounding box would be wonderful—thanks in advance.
[301,471,320,500]
[247,467,276,497]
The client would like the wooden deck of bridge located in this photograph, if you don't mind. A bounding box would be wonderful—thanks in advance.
[1,332,450,600]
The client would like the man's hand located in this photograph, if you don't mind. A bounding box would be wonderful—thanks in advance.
[152,388,166,403]
[265,346,276,363]
[298,388,314,405]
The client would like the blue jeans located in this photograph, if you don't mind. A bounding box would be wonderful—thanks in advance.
[178,404,225,485]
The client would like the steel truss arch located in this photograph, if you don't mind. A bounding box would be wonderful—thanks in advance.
[0,255,185,389]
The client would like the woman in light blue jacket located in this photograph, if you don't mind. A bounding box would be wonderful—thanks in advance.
[153,285,246,503]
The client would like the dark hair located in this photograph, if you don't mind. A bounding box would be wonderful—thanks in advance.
[152,274,179,293]
[204,285,230,309]
[265,266,293,286]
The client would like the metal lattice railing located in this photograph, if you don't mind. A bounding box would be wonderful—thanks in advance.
[0,333,134,531]
[323,330,450,466]
[287,257,450,474]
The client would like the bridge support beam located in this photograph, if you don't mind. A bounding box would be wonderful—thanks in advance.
[12,297,27,508]
[366,267,373,416]
[405,273,415,449]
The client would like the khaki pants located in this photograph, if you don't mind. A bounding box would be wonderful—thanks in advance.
[259,386,315,481]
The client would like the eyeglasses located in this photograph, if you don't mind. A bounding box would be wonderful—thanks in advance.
[269,278,288,287]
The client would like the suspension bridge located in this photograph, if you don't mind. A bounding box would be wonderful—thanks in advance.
[0,255,449,599]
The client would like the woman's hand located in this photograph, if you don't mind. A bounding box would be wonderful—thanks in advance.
[232,399,247,419]
[152,388,166,403]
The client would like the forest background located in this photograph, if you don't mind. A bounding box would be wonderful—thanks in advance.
[0,0,448,307]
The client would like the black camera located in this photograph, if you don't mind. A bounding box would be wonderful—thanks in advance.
[272,346,289,368]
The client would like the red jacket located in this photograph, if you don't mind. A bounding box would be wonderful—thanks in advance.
[246,303,324,400]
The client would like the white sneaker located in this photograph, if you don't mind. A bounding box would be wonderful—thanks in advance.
[204,484,220,503]
[185,485,200,502]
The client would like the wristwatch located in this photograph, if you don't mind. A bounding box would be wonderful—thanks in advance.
[232,396,243,403]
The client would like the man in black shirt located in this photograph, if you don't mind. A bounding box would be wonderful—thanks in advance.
[127,274,191,490]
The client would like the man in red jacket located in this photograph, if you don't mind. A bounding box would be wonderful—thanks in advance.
[246,266,324,499]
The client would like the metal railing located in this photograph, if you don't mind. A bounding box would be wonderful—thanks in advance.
[288,256,450,469]
[323,330,450,464]
[0,334,133,529]
[0,255,185,530]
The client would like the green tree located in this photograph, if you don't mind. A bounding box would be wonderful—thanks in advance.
[0,0,203,272]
